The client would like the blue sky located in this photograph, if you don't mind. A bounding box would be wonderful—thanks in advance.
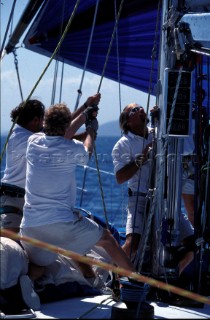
[1,0,155,134]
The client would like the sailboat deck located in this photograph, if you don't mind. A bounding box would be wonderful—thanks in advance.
[34,294,210,319]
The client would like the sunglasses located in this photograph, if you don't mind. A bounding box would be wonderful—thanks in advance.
[128,106,143,117]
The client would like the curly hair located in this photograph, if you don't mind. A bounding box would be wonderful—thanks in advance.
[10,100,45,126]
[44,103,72,136]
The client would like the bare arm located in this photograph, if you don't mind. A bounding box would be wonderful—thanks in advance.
[71,93,101,120]
[73,132,87,142]
[116,142,153,184]
[64,113,86,140]
[116,161,139,184]
[84,127,95,159]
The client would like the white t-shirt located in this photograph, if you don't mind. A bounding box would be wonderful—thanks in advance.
[112,130,153,193]
[1,125,32,188]
[21,132,89,227]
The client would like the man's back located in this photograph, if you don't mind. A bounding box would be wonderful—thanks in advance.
[21,132,88,228]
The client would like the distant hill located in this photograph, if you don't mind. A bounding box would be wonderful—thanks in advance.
[98,120,121,136]
[1,120,121,137]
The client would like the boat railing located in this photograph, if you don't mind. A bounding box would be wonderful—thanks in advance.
[0,164,127,231]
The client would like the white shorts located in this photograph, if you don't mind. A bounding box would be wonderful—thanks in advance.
[182,177,194,195]
[182,161,194,195]
[20,211,103,266]
[126,195,193,241]
[179,212,194,241]
[126,195,146,235]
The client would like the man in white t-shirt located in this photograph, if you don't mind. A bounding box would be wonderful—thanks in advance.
[1,100,45,313]
[20,102,135,278]
[1,99,45,233]
[112,103,195,276]
[0,95,110,312]
[112,103,154,261]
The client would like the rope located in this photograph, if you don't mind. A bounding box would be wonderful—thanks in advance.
[74,0,100,111]
[92,145,109,228]
[96,0,124,93]
[72,0,101,218]
[132,0,162,264]
[2,229,210,306]
[114,0,122,116]
[145,0,161,116]
[114,0,125,225]
[135,131,157,271]
[79,166,88,207]
[92,0,125,229]
[0,0,81,164]
[78,296,112,319]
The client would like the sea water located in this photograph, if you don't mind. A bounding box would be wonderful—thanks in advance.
[1,134,128,230]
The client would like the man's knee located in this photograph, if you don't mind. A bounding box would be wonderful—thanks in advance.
[96,228,116,247]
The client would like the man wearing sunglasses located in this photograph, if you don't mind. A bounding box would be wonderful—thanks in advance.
[112,103,153,262]
[112,103,195,278]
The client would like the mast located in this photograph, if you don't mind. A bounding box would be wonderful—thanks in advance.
[151,0,210,291]
[151,0,181,278]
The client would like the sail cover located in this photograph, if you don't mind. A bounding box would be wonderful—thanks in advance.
[23,0,160,94]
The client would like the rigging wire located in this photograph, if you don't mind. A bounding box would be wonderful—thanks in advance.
[51,59,59,105]
[114,0,126,226]
[0,0,16,58]
[13,49,24,101]
[2,0,24,101]
[50,0,66,105]
[114,0,122,116]
[59,59,65,103]
[0,0,82,164]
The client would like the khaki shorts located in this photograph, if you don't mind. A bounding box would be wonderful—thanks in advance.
[0,237,28,289]
[0,195,24,229]
[20,211,103,266]
[182,177,194,195]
